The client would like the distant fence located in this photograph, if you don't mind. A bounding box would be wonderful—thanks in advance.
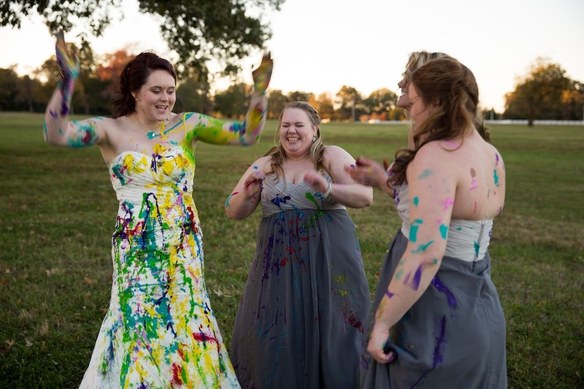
[361,119,584,125]
[484,120,584,126]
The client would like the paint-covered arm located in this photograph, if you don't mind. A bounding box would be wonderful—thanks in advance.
[42,31,105,148]
[304,146,373,208]
[367,144,454,363]
[183,53,272,146]
[225,156,270,220]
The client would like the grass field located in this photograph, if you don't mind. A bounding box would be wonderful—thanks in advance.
[0,112,582,388]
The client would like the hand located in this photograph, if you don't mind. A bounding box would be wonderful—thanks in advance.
[303,171,328,193]
[252,52,273,94]
[344,157,389,189]
[243,170,264,200]
[367,323,396,364]
[55,30,79,81]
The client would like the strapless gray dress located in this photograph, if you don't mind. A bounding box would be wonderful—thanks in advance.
[361,184,507,388]
[230,174,370,389]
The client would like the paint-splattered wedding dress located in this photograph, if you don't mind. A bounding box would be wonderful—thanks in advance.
[230,174,370,389]
[80,141,240,388]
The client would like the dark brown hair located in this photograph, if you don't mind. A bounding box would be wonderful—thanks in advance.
[112,52,177,118]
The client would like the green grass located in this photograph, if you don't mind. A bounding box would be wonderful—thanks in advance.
[0,112,582,388]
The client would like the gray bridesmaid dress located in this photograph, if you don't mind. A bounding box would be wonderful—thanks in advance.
[230,174,370,389]
[361,184,507,388]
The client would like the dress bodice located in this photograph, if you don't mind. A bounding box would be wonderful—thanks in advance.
[108,145,195,204]
[394,184,493,261]
[260,174,345,217]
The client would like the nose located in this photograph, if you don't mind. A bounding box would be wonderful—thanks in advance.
[398,77,407,90]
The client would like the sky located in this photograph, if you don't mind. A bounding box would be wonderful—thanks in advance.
[1,0,583,112]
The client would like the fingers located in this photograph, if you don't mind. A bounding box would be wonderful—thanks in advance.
[252,51,273,94]
[55,30,80,80]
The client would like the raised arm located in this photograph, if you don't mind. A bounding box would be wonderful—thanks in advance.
[225,156,270,220]
[43,31,106,148]
[304,146,373,208]
[184,53,273,146]
[367,143,455,363]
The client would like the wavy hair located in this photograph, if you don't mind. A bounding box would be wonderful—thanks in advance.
[401,51,490,142]
[390,57,482,185]
[265,101,332,180]
[112,52,177,118]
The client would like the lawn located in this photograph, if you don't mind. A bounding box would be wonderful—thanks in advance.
[0,112,582,388]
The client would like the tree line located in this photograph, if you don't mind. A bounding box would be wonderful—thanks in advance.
[2,0,582,124]
[1,50,583,124]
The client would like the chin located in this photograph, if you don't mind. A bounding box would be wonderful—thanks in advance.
[397,96,408,109]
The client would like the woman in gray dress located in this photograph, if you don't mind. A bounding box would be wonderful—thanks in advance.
[225,101,373,389]
[349,56,507,388]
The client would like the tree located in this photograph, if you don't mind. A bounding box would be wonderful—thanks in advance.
[15,75,46,112]
[1,0,285,81]
[213,83,249,119]
[287,91,313,103]
[561,81,584,120]
[335,86,365,121]
[267,89,287,119]
[312,93,334,121]
[175,77,212,114]
[504,58,572,126]
[0,67,20,111]
[364,88,397,120]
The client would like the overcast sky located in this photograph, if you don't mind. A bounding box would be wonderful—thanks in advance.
[1,0,583,112]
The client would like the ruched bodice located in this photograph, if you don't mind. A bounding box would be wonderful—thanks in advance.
[260,174,345,217]
[393,184,493,261]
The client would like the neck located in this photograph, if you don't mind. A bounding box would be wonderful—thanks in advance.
[130,113,168,131]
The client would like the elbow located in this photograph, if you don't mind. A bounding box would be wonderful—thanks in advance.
[225,206,246,220]
[357,189,374,208]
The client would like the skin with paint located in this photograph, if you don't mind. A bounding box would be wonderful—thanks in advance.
[225,101,373,220]
[42,31,273,387]
[44,35,272,162]
[348,57,506,365]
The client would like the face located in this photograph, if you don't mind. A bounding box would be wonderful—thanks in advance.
[133,69,176,122]
[407,83,433,137]
[396,73,410,109]
[278,107,318,158]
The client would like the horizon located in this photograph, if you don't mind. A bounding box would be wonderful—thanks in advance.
[1,0,583,113]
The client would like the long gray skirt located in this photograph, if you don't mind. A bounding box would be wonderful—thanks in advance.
[361,230,507,388]
[230,209,370,389]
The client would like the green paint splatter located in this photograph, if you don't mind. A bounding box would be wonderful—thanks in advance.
[439,224,449,239]
[411,240,434,254]
[417,169,433,179]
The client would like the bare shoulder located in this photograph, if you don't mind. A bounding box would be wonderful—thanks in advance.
[323,145,354,161]
[251,155,272,173]
[413,140,453,165]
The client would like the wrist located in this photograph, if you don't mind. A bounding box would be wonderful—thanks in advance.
[323,181,333,199]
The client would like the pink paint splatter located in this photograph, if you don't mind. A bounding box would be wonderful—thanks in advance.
[442,198,454,210]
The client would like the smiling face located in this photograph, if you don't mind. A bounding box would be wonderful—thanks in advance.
[278,107,318,159]
[133,69,176,124]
